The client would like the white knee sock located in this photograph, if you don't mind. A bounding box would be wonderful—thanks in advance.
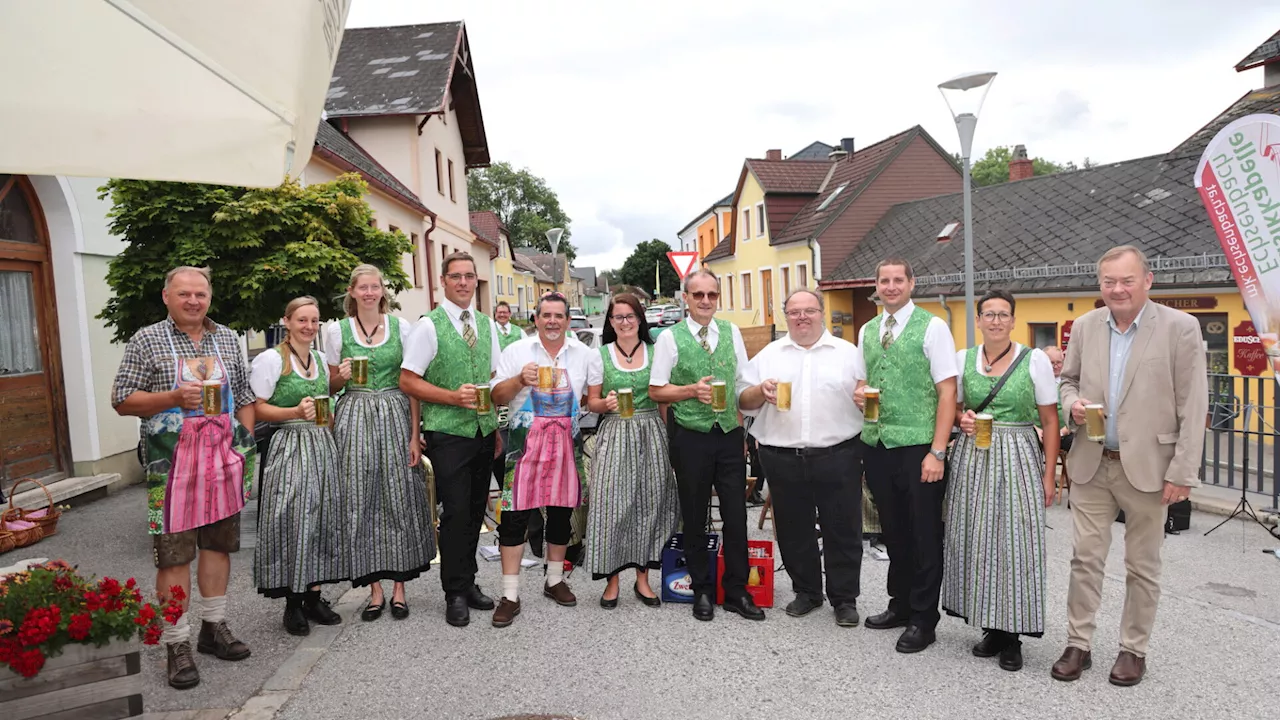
[161,615,190,645]
[546,561,564,587]
[502,574,520,602]
[199,595,227,623]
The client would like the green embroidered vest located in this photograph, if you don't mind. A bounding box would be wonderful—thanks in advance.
[861,308,939,448]
[496,323,523,350]
[960,345,1038,423]
[267,349,327,409]
[668,319,740,432]
[338,315,404,390]
[601,344,655,410]
[421,307,498,438]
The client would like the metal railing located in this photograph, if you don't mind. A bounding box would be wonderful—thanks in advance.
[1203,373,1279,509]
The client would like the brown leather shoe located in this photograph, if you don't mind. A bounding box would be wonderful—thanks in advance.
[543,581,577,607]
[166,640,200,690]
[1050,647,1092,682]
[1109,651,1146,687]
[197,620,251,661]
[491,598,521,628]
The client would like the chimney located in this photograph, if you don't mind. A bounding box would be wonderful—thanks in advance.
[765,149,782,161]
[840,137,855,155]
[1009,144,1034,182]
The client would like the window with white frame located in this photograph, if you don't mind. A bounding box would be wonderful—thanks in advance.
[756,202,765,237]
[797,263,809,288]
[716,275,723,309]
[741,272,753,309]
[781,265,791,298]
[726,275,735,310]
[742,208,751,241]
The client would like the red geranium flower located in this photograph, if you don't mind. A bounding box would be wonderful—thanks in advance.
[9,648,47,678]
[125,577,137,590]
[142,624,163,646]
[18,606,61,647]
[98,577,122,597]
[0,637,20,663]
[134,603,157,626]
[168,585,187,603]
[67,613,93,641]
[84,590,104,612]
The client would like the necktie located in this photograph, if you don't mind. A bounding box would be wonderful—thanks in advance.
[698,325,712,353]
[461,310,476,349]
[881,314,897,350]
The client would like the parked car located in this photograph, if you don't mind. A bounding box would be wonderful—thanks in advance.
[569,316,590,329]
[644,304,667,325]
[661,306,684,326]
[569,306,586,319]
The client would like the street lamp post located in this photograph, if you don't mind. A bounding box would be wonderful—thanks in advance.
[545,227,564,296]
[938,71,996,347]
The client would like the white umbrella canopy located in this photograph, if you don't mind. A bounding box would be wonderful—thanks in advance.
[0,0,350,187]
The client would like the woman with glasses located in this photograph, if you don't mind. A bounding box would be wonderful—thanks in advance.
[584,294,679,608]
[942,289,1060,672]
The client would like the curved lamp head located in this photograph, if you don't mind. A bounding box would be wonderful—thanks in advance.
[545,227,564,254]
[937,71,997,159]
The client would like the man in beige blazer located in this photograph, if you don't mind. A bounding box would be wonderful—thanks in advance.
[1055,245,1207,687]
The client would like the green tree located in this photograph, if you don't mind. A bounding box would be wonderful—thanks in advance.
[97,174,413,342]
[468,161,575,260]
[966,146,1066,186]
[617,239,680,299]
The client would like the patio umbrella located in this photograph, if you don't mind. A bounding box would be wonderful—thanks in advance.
[0,0,350,187]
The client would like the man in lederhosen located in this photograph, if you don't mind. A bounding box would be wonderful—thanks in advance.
[113,266,255,689]
[400,252,502,628]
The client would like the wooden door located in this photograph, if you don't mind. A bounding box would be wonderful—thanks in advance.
[0,175,69,494]
[761,269,774,327]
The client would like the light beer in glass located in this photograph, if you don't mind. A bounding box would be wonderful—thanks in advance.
[863,388,880,423]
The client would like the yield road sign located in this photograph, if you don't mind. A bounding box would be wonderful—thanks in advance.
[667,251,700,280]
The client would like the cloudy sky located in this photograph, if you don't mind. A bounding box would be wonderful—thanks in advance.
[349,0,1279,273]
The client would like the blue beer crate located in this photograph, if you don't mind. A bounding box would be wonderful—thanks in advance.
[660,533,719,603]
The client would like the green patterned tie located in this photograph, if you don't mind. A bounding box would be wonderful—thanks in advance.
[881,314,896,350]
[698,325,712,353]
[461,310,477,349]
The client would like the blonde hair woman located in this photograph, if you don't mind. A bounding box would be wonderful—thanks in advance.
[322,265,431,621]
[249,297,346,636]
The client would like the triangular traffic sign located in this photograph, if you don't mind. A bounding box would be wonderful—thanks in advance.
[667,251,700,280]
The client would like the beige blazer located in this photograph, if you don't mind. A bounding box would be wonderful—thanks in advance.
[1059,302,1208,492]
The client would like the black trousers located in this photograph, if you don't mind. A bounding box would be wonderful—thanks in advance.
[498,506,573,548]
[426,429,496,595]
[759,437,864,606]
[863,440,947,630]
[669,423,749,600]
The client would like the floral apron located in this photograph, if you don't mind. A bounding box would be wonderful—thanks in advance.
[502,366,582,512]
[142,336,255,535]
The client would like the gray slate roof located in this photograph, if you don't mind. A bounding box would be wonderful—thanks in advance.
[789,141,836,160]
[313,121,429,215]
[513,252,554,282]
[570,266,597,286]
[1236,29,1280,72]
[326,22,461,117]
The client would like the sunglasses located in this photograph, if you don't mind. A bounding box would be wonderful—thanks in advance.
[688,291,720,301]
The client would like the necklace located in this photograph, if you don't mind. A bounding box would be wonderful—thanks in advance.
[982,342,1013,373]
[618,340,643,363]
[355,315,381,344]
[288,342,313,375]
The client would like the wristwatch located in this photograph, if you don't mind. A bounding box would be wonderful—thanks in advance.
[929,448,947,462]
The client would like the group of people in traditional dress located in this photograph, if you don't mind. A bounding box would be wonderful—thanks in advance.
[112,243,1205,690]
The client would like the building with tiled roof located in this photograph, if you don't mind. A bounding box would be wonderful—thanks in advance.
[1235,29,1280,88]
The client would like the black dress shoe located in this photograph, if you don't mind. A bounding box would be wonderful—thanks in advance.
[360,599,385,622]
[973,630,1011,658]
[833,603,860,627]
[600,593,619,609]
[999,641,1024,672]
[692,593,714,621]
[895,625,936,654]
[723,595,766,621]
[465,584,495,611]
[633,584,661,607]
[283,600,310,637]
[445,594,470,627]
[390,600,409,620]
[785,595,823,618]
[302,590,342,626]
[864,608,910,630]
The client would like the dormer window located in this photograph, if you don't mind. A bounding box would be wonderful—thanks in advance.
[937,222,960,243]
[817,184,846,211]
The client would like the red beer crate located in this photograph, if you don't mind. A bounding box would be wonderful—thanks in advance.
[715,539,774,608]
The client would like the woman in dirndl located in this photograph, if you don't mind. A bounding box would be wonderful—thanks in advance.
[943,289,1060,672]
[324,264,432,622]
[250,296,346,636]
[584,294,678,608]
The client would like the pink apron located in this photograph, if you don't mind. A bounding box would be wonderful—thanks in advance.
[504,366,581,511]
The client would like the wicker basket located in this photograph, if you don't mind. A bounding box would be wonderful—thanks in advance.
[5,477,61,538]
[0,530,14,555]
[0,516,44,549]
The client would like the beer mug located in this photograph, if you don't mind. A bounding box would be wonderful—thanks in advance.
[974,413,994,450]
[314,395,332,427]
[537,364,555,390]
[775,381,792,412]
[616,387,634,419]
[351,356,370,387]
[710,380,728,413]
[201,380,223,416]
[1085,404,1106,442]
[475,383,492,414]
[863,387,880,423]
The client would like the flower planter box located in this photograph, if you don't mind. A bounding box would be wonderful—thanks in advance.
[0,640,143,720]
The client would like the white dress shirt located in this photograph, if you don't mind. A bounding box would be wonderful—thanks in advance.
[955,343,1059,406]
[322,315,413,367]
[743,331,864,448]
[854,300,959,384]
[649,316,752,395]
[250,348,328,400]
[400,298,502,376]
[496,334,604,411]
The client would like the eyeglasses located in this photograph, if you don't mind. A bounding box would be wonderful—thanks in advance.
[980,311,1012,322]
[445,273,478,282]
[688,291,720,301]
[784,308,822,319]
[610,314,637,323]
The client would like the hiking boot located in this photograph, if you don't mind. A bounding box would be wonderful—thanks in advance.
[196,620,251,661]
[166,641,200,690]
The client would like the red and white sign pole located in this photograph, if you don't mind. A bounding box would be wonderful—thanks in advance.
[667,251,700,314]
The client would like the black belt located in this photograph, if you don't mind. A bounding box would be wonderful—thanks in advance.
[761,437,859,457]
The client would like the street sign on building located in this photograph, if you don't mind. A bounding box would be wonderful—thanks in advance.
[666,251,700,280]
[1234,320,1266,376]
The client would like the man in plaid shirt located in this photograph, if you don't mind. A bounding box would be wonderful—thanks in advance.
[112,266,256,690]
